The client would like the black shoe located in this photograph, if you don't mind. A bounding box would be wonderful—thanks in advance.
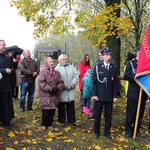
[105,134,112,140]
[136,132,145,139]
[2,121,13,126]
[125,134,132,139]
[94,133,100,139]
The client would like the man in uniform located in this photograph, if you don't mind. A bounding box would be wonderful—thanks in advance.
[124,47,147,138]
[93,47,118,140]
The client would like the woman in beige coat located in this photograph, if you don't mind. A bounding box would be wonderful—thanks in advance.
[55,54,79,126]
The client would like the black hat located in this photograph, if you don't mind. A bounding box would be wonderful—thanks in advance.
[125,52,136,65]
[101,47,112,55]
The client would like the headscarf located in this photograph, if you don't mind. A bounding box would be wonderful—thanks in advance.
[42,57,57,80]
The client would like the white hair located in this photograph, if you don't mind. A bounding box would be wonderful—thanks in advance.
[58,54,68,63]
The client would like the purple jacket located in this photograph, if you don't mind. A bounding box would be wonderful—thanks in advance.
[38,68,64,110]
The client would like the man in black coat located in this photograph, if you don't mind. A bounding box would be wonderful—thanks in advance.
[93,47,118,140]
[124,47,147,138]
[0,39,15,126]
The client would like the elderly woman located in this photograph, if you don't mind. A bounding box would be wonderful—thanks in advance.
[38,56,64,131]
[55,54,79,126]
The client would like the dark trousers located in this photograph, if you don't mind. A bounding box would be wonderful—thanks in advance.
[58,101,76,124]
[92,100,95,117]
[0,92,15,123]
[12,86,19,98]
[42,109,55,127]
[94,101,113,135]
[125,99,146,135]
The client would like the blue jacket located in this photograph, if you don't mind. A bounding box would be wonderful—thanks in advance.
[82,69,93,98]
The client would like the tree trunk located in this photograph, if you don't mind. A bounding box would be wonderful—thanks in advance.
[104,0,121,75]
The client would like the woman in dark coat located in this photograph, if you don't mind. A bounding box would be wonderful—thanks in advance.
[0,39,15,126]
[5,50,18,100]
[38,56,64,131]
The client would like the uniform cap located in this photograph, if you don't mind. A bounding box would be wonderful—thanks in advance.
[101,47,112,55]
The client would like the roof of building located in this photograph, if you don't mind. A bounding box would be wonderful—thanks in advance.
[36,48,61,53]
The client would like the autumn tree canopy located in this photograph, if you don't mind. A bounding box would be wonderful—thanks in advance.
[9,0,150,71]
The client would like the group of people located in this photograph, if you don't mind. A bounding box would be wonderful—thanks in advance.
[0,39,147,140]
[78,47,147,140]
[38,54,79,131]
[0,40,80,131]
[0,40,40,126]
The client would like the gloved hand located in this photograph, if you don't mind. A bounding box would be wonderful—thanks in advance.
[50,86,58,95]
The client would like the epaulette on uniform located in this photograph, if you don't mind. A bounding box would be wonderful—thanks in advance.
[95,60,103,66]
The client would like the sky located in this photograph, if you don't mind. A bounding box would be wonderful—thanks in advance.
[0,0,35,52]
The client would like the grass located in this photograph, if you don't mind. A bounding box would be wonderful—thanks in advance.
[0,89,150,150]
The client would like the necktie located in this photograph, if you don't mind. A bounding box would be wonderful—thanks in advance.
[106,65,109,71]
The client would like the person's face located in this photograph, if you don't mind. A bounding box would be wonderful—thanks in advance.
[24,50,31,58]
[61,58,68,65]
[47,58,54,68]
[103,53,112,63]
[7,51,13,57]
[16,54,20,58]
[85,55,90,62]
[0,41,6,53]
[99,52,104,61]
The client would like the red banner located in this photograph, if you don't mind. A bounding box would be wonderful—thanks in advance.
[136,20,150,75]
[135,19,150,96]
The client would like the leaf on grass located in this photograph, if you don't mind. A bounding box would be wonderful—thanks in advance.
[0,137,3,141]
[81,137,86,140]
[46,148,52,150]
[87,130,91,134]
[118,137,128,143]
[14,131,19,135]
[49,132,63,138]
[145,144,150,149]
[72,133,77,136]
[64,138,74,143]
[14,140,19,145]
[64,127,71,132]
[94,145,101,150]
[73,148,78,150]
[0,127,6,132]
[27,130,32,136]
[20,131,26,135]
[117,148,123,150]
[8,132,15,138]
[45,137,53,142]
[57,136,68,140]
[87,146,92,150]
[31,139,37,144]
[26,139,31,143]
[81,129,86,132]
[6,148,15,150]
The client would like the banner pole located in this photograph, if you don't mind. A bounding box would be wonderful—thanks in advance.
[133,87,142,139]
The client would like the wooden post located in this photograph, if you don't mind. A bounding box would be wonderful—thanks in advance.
[133,87,142,139]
